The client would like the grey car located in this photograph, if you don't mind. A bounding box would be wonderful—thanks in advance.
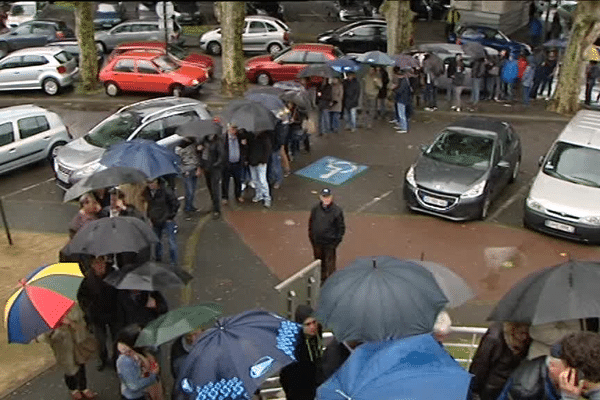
[0,19,75,58]
[94,19,183,53]
[403,117,521,221]
[53,97,212,189]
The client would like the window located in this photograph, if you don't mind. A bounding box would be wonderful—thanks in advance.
[17,116,50,139]
[0,57,22,70]
[265,22,278,32]
[22,55,48,67]
[375,26,386,37]
[163,111,200,137]
[137,60,159,74]
[273,20,289,32]
[349,26,376,36]
[132,24,157,32]
[54,51,73,63]
[112,24,132,34]
[305,52,328,64]
[113,59,135,73]
[0,122,14,146]
[136,120,163,141]
[248,21,267,34]
[31,23,53,34]
[277,51,305,64]
[13,24,32,35]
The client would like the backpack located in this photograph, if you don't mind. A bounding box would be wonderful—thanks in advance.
[502,60,518,83]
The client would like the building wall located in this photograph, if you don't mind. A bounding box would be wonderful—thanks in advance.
[451,0,529,35]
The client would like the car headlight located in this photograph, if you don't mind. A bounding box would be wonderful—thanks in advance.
[460,180,486,199]
[581,216,600,226]
[405,165,416,187]
[525,197,544,212]
[72,162,101,179]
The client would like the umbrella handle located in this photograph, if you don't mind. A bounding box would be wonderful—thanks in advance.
[335,390,352,399]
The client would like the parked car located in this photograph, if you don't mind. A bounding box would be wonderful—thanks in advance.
[245,43,343,86]
[94,19,183,53]
[109,41,215,79]
[173,1,203,25]
[45,40,104,70]
[451,25,531,58]
[334,0,382,22]
[99,50,207,97]
[524,110,600,244]
[317,19,386,53]
[0,46,78,95]
[246,2,285,21]
[403,117,521,221]
[6,1,37,28]
[0,19,74,58]
[0,104,71,174]
[54,97,212,189]
[199,15,290,56]
[94,2,126,31]
[410,0,450,21]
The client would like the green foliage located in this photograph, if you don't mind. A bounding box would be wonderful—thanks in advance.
[181,25,218,37]
[53,1,75,10]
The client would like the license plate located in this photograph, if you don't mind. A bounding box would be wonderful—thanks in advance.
[545,220,575,233]
[423,195,448,207]
[55,170,69,184]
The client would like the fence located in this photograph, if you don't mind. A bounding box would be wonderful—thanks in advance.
[273,259,321,319]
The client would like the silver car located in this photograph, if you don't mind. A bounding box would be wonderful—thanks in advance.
[0,47,79,95]
[199,15,291,55]
[0,104,72,175]
[54,97,212,189]
[94,19,184,53]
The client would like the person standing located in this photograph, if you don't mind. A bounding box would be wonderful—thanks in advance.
[422,54,438,111]
[329,77,344,133]
[68,194,101,239]
[317,78,332,136]
[392,68,413,133]
[247,130,272,208]
[522,62,535,106]
[308,188,345,284]
[175,138,200,213]
[343,72,360,132]
[142,178,179,266]
[450,54,466,112]
[585,60,600,106]
[445,6,460,41]
[222,124,247,205]
[198,133,224,219]
[470,57,486,109]
[361,66,382,129]
[376,66,389,119]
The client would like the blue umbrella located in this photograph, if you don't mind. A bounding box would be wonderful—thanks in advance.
[244,92,286,114]
[327,58,362,73]
[355,51,395,66]
[99,139,181,180]
[317,334,473,400]
[177,309,302,400]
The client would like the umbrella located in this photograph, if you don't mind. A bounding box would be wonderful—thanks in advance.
[326,58,362,73]
[488,260,600,325]
[355,50,395,66]
[4,263,83,344]
[394,54,420,70]
[423,52,445,76]
[220,99,278,132]
[584,46,600,62]
[177,309,302,399]
[63,166,148,203]
[63,216,159,257]
[176,119,222,141]
[314,256,450,342]
[317,334,473,400]
[273,80,306,91]
[280,89,316,111]
[411,259,475,308]
[100,139,181,180]
[462,41,486,59]
[244,92,287,114]
[543,38,568,49]
[104,261,192,291]
[297,64,341,79]
[135,302,223,347]
[244,86,287,96]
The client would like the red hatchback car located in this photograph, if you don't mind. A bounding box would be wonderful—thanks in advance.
[99,51,207,97]
[108,42,215,79]
[245,43,344,86]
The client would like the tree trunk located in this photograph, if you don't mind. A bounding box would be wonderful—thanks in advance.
[549,1,600,115]
[219,1,246,97]
[381,0,414,55]
[74,2,99,92]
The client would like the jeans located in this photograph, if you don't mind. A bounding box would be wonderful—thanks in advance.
[343,107,357,130]
[319,109,330,134]
[376,96,387,117]
[267,149,283,187]
[395,102,407,131]
[453,85,465,108]
[182,171,197,212]
[64,364,86,391]
[221,161,243,200]
[153,220,178,266]
[424,83,437,108]
[289,124,303,157]
[249,163,270,202]
[362,95,377,127]
[329,111,341,133]
[539,76,553,97]
[471,77,482,105]
[204,168,222,213]
[586,79,596,105]
[523,85,531,105]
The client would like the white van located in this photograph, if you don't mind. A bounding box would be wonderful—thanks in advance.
[6,1,38,28]
[524,110,600,244]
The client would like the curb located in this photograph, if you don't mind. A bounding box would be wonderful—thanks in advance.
[0,359,55,400]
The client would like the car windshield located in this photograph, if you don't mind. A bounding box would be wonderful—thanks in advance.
[272,46,291,59]
[543,141,600,188]
[167,44,188,60]
[10,4,36,16]
[153,55,179,72]
[54,51,73,63]
[83,112,141,148]
[424,129,494,169]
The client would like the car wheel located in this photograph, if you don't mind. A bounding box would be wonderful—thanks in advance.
[171,84,184,97]
[480,192,491,220]
[48,141,66,162]
[256,72,270,86]
[97,41,107,54]
[0,42,8,58]
[208,41,221,55]
[509,157,521,183]
[42,78,60,96]
[267,43,282,55]
[105,81,119,96]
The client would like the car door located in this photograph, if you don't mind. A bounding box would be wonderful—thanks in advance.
[106,23,133,49]
[28,22,55,46]
[132,23,161,43]
[353,25,377,53]
[0,56,24,90]
[488,139,508,198]
[274,50,306,81]
[0,121,20,173]
[136,59,171,93]
[337,26,362,53]
[20,54,49,88]
[159,110,201,150]
[15,115,52,165]
[134,119,164,142]
[244,21,269,52]
[6,23,34,51]
[110,58,136,91]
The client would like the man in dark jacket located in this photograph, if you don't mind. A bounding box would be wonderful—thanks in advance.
[342,72,361,132]
[142,178,180,266]
[317,79,333,135]
[116,289,168,329]
[222,124,247,205]
[308,188,345,284]
[199,132,225,219]
[317,338,362,386]
[247,130,272,208]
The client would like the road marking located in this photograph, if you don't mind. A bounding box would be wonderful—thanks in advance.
[355,190,393,213]
[488,178,533,222]
[2,177,56,199]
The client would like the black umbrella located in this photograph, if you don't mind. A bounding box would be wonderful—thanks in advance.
[244,92,287,114]
[488,260,600,325]
[104,261,193,291]
[244,86,287,96]
[297,64,341,79]
[315,256,453,342]
[176,119,222,141]
[220,99,278,132]
[280,89,316,111]
[461,41,486,59]
[63,216,159,257]
[423,53,445,77]
[63,166,148,203]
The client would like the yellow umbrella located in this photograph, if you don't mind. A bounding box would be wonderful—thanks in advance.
[584,46,600,62]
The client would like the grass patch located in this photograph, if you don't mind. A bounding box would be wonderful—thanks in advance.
[181,25,217,37]
[53,1,76,10]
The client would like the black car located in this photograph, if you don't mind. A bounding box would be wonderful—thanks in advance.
[403,118,521,221]
[317,19,386,53]
[45,40,104,70]
[0,19,74,58]
[335,0,383,22]
[246,2,285,21]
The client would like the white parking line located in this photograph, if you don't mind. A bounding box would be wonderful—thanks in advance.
[488,178,533,222]
[2,177,56,199]
[355,190,393,213]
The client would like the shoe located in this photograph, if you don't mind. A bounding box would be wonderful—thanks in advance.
[249,181,256,189]
[350,128,356,133]
[455,107,461,112]
[263,200,271,208]
[396,129,408,134]
[241,183,246,192]
[273,183,281,189]
[424,107,433,111]
[283,171,290,177]
[468,107,475,112]
[252,196,261,203]
[450,105,457,110]
[221,199,228,205]
[432,106,438,111]
[212,211,221,220]
[82,390,98,399]
[389,119,398,124]
[71,391,84,400]
[237,197,244,203]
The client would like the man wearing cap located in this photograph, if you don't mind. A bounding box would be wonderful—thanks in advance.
[308,188,345,284]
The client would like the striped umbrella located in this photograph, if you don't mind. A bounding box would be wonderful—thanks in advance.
[4,263,83,344]
[584,46,600,62]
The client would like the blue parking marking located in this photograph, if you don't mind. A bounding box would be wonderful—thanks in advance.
[294,156,368,186]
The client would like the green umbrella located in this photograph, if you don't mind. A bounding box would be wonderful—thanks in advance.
[135,303,222,347]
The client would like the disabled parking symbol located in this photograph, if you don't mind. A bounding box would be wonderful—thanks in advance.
[294,156,368,185]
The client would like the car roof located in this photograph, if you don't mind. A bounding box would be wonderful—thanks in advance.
[0,104,49,118]
[7,47,66,56]
[117,97,207,119]
[414,43,499,57]
[245,15,283,21]
[116,42,166,50]
[447,117,509,137]
[292,43,337,52]
[557,110,600,149]
[113,51,164,59]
